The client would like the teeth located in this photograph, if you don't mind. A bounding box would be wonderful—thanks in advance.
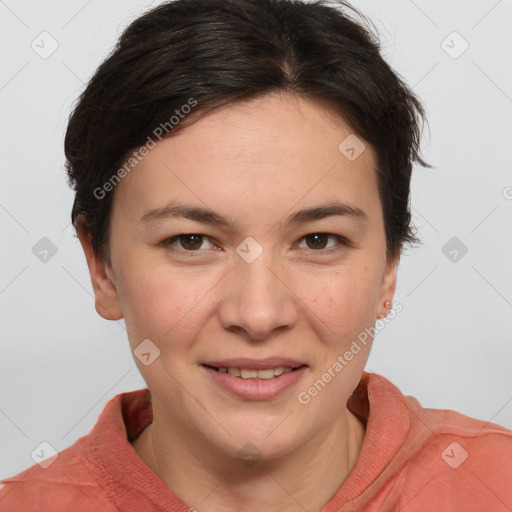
[220,366,295,379]
[240,369,258,378]
[255,369,276,380]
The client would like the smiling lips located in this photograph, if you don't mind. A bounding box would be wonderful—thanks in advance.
[201,357,308,399]
[215,366,295,379]
[202,357,306,380]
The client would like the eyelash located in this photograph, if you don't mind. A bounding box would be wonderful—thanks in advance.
[160,233,352,255]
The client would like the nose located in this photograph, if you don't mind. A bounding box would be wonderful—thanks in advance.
[218,253,298,341]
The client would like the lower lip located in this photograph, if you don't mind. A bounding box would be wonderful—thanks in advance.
[202,365,308,401]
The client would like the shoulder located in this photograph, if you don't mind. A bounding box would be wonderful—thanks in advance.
[407,396,512,453]
[360,373,512,509]
[397,398,512,510]
[0,389,151,512]
[0,439,116,512]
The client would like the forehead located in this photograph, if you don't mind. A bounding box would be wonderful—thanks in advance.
[112,93,379,225]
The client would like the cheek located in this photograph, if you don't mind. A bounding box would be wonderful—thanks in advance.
[115,260,212,347]
[299,266,380,344]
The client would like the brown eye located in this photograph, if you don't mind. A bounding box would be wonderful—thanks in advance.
[162,234,216,252]
[297,233,350,252]
[304,234,330,250]
[179,234,203,250]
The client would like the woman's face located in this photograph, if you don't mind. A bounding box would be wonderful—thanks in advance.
[82,92,397,461]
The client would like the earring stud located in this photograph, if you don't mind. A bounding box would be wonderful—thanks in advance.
[378,300,391,319]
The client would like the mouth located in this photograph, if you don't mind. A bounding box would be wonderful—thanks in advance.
[200,359,308,400]
[202,364,307,380]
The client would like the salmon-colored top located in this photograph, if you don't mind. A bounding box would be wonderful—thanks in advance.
[1,372,511,511]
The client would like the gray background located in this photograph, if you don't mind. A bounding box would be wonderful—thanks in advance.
[1,0,511,479]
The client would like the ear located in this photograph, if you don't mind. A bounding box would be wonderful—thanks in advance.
[376,254,399,319]
[76,222,123,321]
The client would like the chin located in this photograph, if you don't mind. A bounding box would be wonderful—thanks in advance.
[203,415,306,463]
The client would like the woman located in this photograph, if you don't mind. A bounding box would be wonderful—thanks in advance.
[1,0,510,510]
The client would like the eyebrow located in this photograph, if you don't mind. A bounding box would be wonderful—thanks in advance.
[140,201,368,229]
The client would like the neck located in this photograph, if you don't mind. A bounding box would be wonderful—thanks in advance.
[132,405,365,512]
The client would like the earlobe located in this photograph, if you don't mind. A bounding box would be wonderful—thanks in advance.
[76,222,124,321]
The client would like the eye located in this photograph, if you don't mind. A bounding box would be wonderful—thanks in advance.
[162,234,216,252]
[297,233,350,252]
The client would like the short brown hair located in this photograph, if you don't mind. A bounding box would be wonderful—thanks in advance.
[64,0,429,264]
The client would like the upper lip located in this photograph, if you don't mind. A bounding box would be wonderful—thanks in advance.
[202,357,307,370]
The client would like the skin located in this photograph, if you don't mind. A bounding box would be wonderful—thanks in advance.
[78,92,398,512]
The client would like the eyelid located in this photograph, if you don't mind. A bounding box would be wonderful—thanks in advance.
[296,233,352,252]
[160,235,217,255]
